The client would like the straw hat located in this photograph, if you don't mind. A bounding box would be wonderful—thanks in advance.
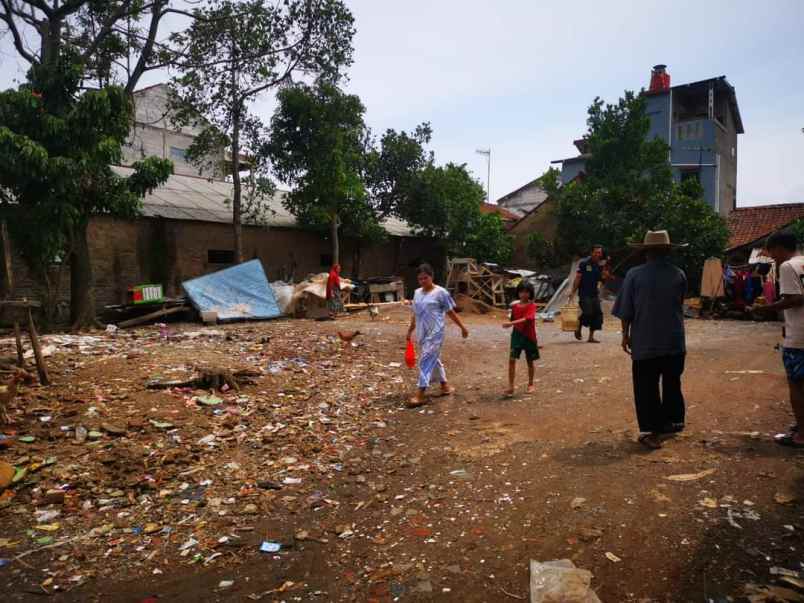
[629,230,688,249]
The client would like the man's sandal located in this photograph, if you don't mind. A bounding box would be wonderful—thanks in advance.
[774,433,804,449]
[638,433,663,450]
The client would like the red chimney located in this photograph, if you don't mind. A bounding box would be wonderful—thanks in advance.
[649,64,671,92]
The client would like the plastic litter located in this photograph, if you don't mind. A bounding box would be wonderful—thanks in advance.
[529,559,602,603]
[259,541,281,553]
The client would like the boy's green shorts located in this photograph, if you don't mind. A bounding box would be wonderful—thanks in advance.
[510,330,539,361]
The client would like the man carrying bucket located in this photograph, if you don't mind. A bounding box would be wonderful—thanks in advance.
[569,245,610,343]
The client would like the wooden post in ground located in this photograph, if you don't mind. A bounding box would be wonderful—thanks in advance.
[0,221,25,368]
[26,305,49,386]
[13,323,25,367]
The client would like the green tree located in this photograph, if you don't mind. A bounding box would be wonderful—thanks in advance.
[364,123,434,219]
[401,162,512,264]
[552,90,728,285]
[266,80,374,265]
[0,1,195,326]
[169,0,355,263]
[0,61,172,327]
[789,219,804,246]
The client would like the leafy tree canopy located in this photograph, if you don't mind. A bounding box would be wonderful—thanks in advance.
[551,90,728,286]
[266,80,375,264]
[169,0,355,262]
[0,53,171,325]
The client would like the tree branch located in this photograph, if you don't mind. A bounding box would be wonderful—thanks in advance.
[78,0,136,66]
[0,0,38,63]
[124,0,165,94]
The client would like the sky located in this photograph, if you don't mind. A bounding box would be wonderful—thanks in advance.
[1,0,803,207]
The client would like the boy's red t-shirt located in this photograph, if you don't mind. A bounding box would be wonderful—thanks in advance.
[511,302,537,343]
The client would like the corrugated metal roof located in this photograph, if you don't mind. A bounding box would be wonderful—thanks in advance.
[112,166,415,237]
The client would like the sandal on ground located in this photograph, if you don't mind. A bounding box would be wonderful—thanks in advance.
[638,433,663,450]
[661,422,685,434]
[439,386,455,397]
[406,397,427,408]
[503,389,515,399]
[773,433,804,448]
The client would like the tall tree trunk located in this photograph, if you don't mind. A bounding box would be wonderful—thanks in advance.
[231,117,243,264]
[331,213,340,266]
[69,220,98,330]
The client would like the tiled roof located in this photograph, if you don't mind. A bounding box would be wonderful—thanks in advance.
[480,203,520,222]
[727,203,804,250]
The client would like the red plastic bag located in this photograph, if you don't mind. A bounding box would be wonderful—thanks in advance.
[405,339,416,369]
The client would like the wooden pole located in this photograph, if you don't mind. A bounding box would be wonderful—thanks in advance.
[0,221,25,368]
[26,306,50,386]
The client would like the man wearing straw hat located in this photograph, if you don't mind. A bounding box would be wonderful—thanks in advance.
[613,230,688,450]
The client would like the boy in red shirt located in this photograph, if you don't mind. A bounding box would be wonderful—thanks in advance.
[503,282,539,396]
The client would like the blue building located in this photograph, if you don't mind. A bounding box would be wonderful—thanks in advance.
[552,65,743,218]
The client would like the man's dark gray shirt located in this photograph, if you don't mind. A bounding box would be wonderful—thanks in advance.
[612,259,687,361]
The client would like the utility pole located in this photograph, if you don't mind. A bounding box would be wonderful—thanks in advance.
[475,148,491,202]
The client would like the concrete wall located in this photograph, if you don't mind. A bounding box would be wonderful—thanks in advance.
[645,91,672,144]
[7,216,443,324]
[122,84,225,179]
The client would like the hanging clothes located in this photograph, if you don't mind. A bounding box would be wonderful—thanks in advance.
[763,278,776,304]
[700,258,725,298]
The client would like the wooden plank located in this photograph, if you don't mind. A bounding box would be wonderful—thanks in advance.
[27,307,50,386]
[0,300,43,309]
[118,305,188,329]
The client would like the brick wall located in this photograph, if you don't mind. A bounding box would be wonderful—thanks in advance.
[5,216,443,325]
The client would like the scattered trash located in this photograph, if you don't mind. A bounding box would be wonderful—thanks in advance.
[259,541,281,553]
[529,559,602,603]
[770,567,801,579]
[196,395,223,407]
[726,508,742,529]
[604,552,622,563]
[0,461,13,490]
[774,492,798,505]
[664,468,716,482]
[570,497,586,510]
[218,580,235,590]
[699,497,718,509]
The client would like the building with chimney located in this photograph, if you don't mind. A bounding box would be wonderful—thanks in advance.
[552,65,743,218]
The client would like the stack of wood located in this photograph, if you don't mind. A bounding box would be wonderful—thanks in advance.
[446,258,506,308]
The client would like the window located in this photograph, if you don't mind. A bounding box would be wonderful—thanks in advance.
[170,146,188,162]
[208,249,234,264]
[676,122,703,141]
[320,254,333,267]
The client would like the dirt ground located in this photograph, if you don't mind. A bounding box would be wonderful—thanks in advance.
[0,306,802,602]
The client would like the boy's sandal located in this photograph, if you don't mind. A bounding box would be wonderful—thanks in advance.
[406,397,427,408]
[773,433,804,448]
[438,386,455,397]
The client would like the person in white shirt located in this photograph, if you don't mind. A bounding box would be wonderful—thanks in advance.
[750,232,804,448]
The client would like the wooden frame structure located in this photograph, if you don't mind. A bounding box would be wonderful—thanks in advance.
[446,258,506,308]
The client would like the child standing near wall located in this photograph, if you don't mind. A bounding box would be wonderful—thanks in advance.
[503,282,539,397]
